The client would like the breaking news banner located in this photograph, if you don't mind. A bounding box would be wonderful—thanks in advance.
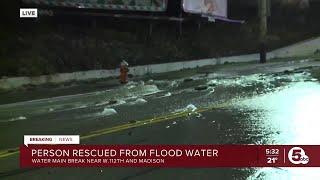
[19,135,320,168]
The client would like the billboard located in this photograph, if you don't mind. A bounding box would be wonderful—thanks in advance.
[182,0,227,18]
[22,0,168,12]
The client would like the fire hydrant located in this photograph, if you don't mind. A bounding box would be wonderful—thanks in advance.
[119,60,129,84]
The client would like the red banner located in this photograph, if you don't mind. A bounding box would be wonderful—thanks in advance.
[20,145,320,168]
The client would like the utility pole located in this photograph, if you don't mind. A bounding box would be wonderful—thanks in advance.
[259,0,268,63]
[259,0,268,40]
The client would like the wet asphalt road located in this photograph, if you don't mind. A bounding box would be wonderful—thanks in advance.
[1,60,320,179]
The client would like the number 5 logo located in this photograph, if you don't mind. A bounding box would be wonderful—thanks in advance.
[288,147,309,165]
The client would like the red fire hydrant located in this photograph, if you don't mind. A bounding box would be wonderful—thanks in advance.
[119,60,129,84]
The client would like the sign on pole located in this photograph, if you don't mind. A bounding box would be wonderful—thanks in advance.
[22,0,168,12]
[182,0,228,19]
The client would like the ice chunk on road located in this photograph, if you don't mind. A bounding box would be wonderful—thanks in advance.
[127,98,147,105]
[135,98,147,104]
[101,108,117,116]
[182,104,203,118]
[170,80,178,87]
[7,116,27,122]
[186,104,197,112]
[173,104,198,113]
[127,85,136,89]
[16,116,26,120]
[132,98,147,104]
[156,92,172,99]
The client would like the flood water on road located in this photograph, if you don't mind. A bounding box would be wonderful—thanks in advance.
[230,76,320,179]
[1,68,320,179]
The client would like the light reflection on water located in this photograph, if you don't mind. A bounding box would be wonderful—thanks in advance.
[235,82,320,180]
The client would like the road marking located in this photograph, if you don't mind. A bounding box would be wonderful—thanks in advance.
[0,102,230,159]
[0,149,19,158]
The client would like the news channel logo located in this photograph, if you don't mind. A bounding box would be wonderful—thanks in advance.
[288,147,309,165]
[20,8,38,18]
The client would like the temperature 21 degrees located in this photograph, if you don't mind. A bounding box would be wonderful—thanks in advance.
[267,157,278,164]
